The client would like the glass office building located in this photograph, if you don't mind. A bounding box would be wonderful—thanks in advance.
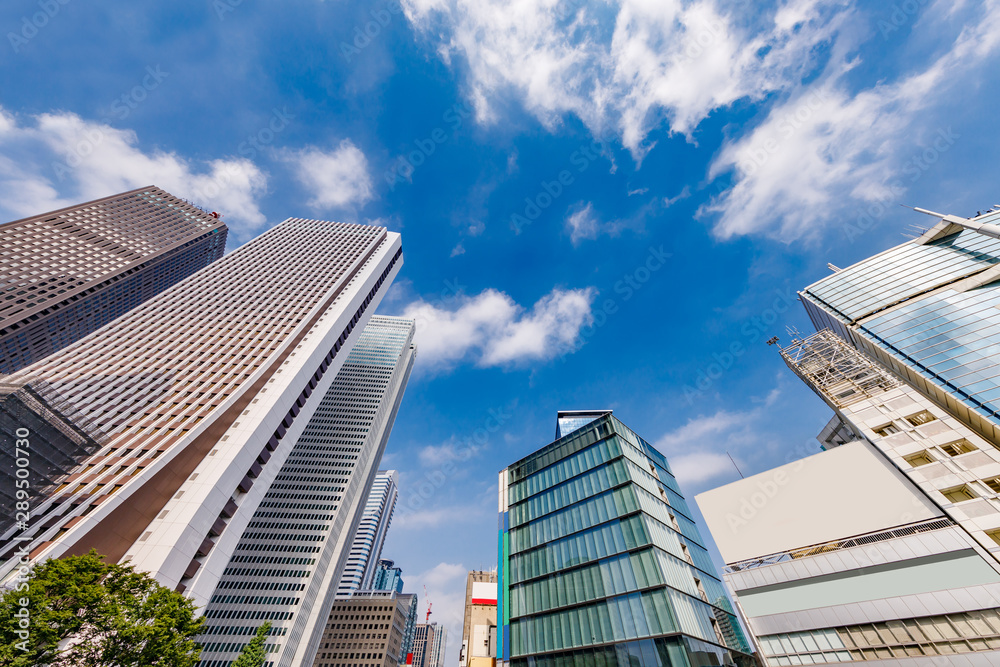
[338,470,399,596]
[800,209,1000,444]
[497,411,754,667]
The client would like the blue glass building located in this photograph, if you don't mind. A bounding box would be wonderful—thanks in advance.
[373,558,406,593]
[800,209,1000,444]
[497,411,754,667]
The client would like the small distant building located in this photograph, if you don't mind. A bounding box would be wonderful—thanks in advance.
[313,590,414,667]
[373,559,405,593]
[459,570,497,667]
[412,623,447,667]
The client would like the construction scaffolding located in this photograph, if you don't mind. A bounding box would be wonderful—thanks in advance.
[779,329,901,409]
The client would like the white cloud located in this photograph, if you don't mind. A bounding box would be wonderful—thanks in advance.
[654,385,783,489]
[400,286,596,370]
[450,242,466,257]
[284,139,374,210]
[704,0,1000,240]
[669,451,738,487]
[401,0,846,154]
[0,107,268,234]
[418,439,483,467]
[566,202,600,245]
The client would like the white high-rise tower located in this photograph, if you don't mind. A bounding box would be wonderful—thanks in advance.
[196,316,416,667]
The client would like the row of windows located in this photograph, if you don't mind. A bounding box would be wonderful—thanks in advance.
[761,608,1000,664]
[510,547,729,621]
[510,458,632,528]
[510,487,636,553]
[510,587,720,656]
[510,436,622,504]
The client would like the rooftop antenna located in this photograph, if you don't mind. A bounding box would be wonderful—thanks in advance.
[726,452,744,479]
[423,585,432,623]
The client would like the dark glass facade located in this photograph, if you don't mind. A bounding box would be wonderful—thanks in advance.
[498,414,754,667]
[0,186,228,373]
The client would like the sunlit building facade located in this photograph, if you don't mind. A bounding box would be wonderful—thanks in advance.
[312,590,415,667]
[197,317,416,667]
[460,570,497,667]
[0,186,227,373]
[0,217,404,613]
[497,411,754,667]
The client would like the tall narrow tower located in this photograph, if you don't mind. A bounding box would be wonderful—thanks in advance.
[337,469,400,596]
[197,317,416,667]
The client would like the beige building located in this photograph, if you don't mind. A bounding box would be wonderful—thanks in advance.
[460,570,497,667]
[697,329,1000,664]
[313,590,413,667]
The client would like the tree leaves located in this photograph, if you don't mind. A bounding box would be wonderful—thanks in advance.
[0,550,205,667]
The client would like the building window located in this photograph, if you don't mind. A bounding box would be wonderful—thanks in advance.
[941,485,977,503]
[986,530,1000,547]
[984,478,1000,494]
[906,410,938,426]
[941,440,976,457]
[874,423,901,437]
[904,451,934,467]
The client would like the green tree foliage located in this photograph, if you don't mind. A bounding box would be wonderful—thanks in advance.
[0,549,205,667]
[231,621,272,667]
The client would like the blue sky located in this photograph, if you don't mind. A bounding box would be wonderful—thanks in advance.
[3,0,1000,661]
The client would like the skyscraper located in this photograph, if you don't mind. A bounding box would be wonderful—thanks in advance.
[373,559,405,593]
[196,317,416,667]
[338,470,399,596]
[459,570,497,667]
[413,623,447,667]
[0,186,227,374]
[497,411,755,667]
[0,217,403,609]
